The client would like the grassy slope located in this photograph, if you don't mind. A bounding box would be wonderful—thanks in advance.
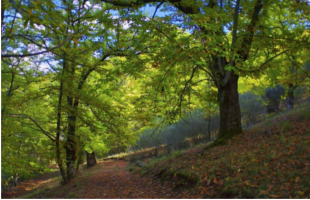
[133,103,310,198]
[19,103,310,199]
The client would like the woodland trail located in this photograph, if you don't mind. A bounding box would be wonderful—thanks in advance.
[1,170,60,199]
[2,160,188,199]
[2,107,310,199]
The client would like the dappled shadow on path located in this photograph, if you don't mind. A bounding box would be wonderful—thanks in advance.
[31,160,185,199]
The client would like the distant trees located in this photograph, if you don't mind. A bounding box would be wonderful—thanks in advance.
[264,49,310,111]
[264,84,286,114]
[284,62,310,109]
[239,92,264,125]
[133,109,220,153]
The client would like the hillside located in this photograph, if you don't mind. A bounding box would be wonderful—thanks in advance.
[133,106,310,198]
[2,104,310,199]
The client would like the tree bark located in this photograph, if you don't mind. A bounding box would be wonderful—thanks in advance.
[61,56,95,182]
[86,151,97,168]
[76,139,85,174]
[56,70,67,184]
[63,58,80,182]
[65,96,78,181]
[218,72,242,139]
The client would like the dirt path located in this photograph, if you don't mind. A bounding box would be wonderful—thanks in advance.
[1,170,61,199]
[2,160,189,199]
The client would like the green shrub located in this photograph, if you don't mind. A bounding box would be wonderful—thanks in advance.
[172,150,183,159]
[146,155,167,168]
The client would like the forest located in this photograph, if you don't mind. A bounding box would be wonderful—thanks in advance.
[1,0,310,198]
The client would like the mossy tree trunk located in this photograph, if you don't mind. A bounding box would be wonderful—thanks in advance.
[65,97,79,181]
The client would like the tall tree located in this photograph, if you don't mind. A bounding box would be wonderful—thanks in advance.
[2,0,144,183]
[100,0,310,139]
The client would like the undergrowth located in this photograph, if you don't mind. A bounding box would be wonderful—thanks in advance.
[134,103,310,198]
[15,102,310,199]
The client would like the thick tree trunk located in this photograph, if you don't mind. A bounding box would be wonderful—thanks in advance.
[61,58,94,182]
[86,151,97,168]
[65,116,78,181]
[65,95,79,181]
[66,123,77,181]
[218,72,242,139]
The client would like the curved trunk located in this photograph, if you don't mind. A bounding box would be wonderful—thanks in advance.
[86,151,97,168]
[218,72,242,139]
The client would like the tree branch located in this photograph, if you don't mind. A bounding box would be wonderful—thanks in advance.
[238,0,263,61]
[1,37,70,58]
[258,50,288,70]
[101,0,200,15]
[152,1,165,19]
[9,113,56,142]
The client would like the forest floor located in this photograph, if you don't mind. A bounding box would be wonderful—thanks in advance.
[1,169,61,199]
[2,160,184,199]
[2,104,310,199]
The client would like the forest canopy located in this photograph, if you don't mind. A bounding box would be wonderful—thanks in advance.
[1,0,310,185]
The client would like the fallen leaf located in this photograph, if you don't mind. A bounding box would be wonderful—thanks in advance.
[213,177,218,184]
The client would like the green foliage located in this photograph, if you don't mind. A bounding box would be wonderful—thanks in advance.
[171,150,183,159]
[1,68,56,183]
[2,0,310,186]
[1,0,145,183]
